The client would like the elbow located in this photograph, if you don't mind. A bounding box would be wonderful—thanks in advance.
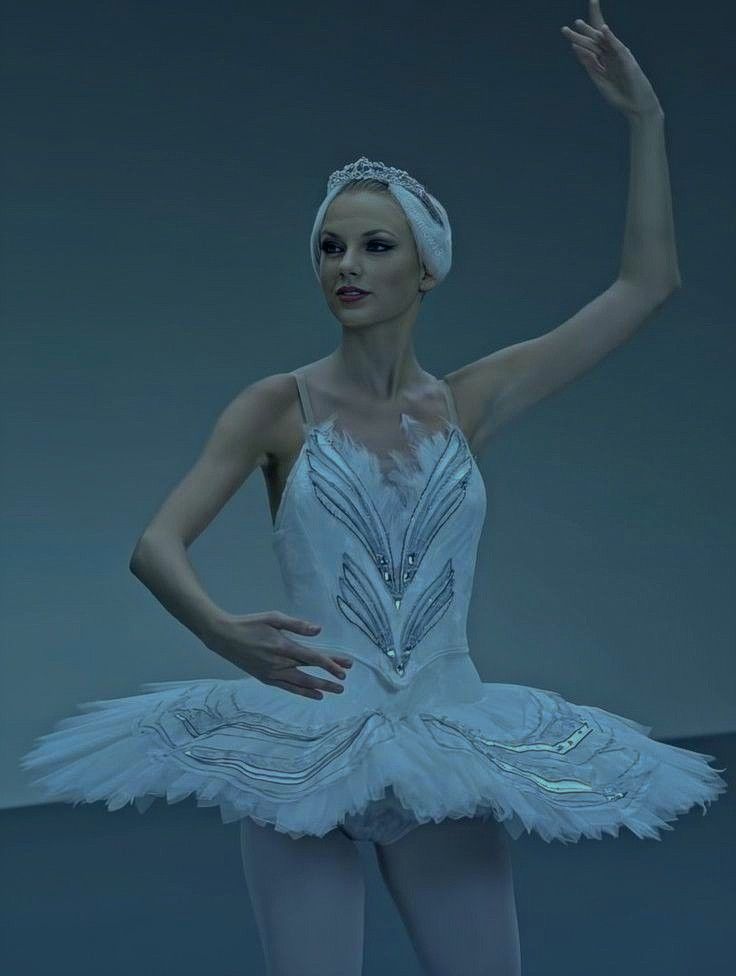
[618,277,682,304]
[129,534,152,576]
[129,530,185,575]
[651,280,681,307]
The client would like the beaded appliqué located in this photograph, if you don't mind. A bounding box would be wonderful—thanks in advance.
[304,425,473,676]
[137,685,394,797]
[420,713,629,804]
[136,686,630,812]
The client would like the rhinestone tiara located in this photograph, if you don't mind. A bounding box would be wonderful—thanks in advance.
[327,155,427,197]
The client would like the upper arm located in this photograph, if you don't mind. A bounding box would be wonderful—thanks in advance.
[445,278,677,454]
[131,373,295,552]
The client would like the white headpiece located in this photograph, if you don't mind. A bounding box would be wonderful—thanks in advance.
[309,156,452,289]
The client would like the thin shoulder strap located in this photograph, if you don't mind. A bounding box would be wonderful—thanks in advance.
[439,377,460,426]
[292,370,315,426]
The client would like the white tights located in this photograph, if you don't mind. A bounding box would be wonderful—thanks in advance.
[240,814,522,976]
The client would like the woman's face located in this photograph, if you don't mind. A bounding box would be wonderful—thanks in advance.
[319,190,434,325]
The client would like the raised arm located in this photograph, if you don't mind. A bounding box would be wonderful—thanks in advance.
[445,277,676,453]
[445,3,682,455]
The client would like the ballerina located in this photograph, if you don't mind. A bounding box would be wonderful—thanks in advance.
[20,5,726,975]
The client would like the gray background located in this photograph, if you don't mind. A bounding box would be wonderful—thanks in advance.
[3,0,734,817]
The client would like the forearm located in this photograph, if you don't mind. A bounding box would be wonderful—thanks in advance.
[129,533,226,643]
[618,110,682,293]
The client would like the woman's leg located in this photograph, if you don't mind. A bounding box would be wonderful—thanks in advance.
[240,819,366,976]
[375,815,522,976]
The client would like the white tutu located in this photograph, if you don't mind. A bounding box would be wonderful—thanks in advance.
[19,667,727,845]
[20,386,727,844]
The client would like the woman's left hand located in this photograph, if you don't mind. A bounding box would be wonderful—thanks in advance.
[561,0,663,119]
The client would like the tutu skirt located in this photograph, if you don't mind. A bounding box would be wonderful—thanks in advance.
[19,661,728,846]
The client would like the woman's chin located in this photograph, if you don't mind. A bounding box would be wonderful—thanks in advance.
[329,301,379,324]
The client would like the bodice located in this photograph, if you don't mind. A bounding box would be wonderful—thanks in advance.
[271,372,487,690]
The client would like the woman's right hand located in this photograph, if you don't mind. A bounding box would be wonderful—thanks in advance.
[202,610,353,700]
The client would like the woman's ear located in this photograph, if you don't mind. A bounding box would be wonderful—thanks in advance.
[420,265,438,295]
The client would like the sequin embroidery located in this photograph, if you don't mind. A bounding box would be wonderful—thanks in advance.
[305,424,472,675]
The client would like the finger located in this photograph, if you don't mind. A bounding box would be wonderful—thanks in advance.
[561,25,602,53]
[273,669,345,695]
[572,18,604,43]
[275,655,349,692]
[268,612,322,636]
[589,0,606,31]
[601,24,625,52]
[281,640,351,678]
[572,43,607,73]
[296,670,346,693]
[267,678,324,700]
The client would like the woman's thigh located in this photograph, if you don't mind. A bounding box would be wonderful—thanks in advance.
[375,815,522,976]
[240,819,366,976]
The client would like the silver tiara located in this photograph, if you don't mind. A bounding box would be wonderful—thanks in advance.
[327,155,427,197]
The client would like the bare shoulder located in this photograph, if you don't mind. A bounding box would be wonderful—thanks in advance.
[130,372,301,551]
[221,371,300,470]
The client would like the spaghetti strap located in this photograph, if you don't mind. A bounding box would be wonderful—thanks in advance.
[292,370,315,426]
[439,377,460,427]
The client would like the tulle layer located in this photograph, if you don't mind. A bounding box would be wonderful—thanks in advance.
[19,676,727,846]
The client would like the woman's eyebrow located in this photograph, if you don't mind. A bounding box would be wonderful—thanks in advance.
[321,229,397,238]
